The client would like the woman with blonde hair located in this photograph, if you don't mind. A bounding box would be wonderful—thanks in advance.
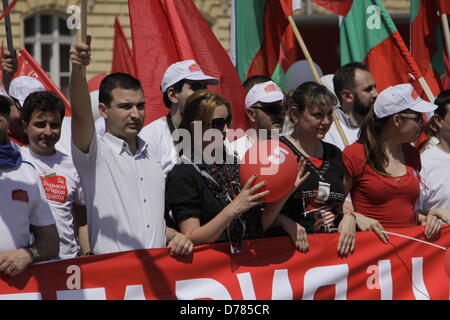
[166,90,309,252]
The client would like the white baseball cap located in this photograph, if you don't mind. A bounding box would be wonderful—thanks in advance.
[9,76,45,106]
[245,81,284,108]
[160,60,219,92]
[374,83,437,119]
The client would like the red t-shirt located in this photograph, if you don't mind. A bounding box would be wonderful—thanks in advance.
[342,142,421,228]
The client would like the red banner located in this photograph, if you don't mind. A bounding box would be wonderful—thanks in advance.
[1,226,449,300]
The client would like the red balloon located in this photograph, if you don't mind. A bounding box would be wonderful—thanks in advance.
[240,139,298,203]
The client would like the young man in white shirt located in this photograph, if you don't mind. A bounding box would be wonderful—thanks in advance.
[420,90,450,211]
[227,80,285,160]
[70,37,192,255]
[21,91,89,259]
[138,60,219,176]
[0,90,59,277]
[323,62,378,151]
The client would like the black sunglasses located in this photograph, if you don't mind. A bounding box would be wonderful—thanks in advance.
[251,104,283,116]
[211,115,232,130]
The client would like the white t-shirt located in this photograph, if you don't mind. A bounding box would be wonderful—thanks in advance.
[419,145,450,211]
[71,133,166,254]
[139,116,178,176]
[0,160,55,252]
[323,108,360,151]
[21,147,85,259]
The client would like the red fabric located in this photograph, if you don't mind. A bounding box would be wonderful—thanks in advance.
[0,0,18,21]
[411,0,446,97]
[0,49,72,115]
[1,226,450,300]
[342,142,421,228]
[111,17,136,77]
[247,0,300,78]
[307,156,323,168]
[129,0,247,129]
[364,32,425,95]
[311,0,353,16]
[439,0,450,14]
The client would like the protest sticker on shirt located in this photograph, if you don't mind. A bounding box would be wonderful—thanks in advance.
[40,174,68,203]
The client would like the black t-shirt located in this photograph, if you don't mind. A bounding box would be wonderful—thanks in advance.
[267,137,346,236]
[165,162,263,243]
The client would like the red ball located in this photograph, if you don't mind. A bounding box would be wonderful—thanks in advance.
[240,139,298,203]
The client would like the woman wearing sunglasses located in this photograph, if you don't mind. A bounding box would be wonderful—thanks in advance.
[343,84,442,242]
[165,90,309,253]
[268,82,356,256]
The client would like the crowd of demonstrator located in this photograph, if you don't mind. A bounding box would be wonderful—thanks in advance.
[1,38,450,277]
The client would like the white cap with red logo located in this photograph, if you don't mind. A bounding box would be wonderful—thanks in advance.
[160,59,219,92]
[374,83,437,119]
[245,81,284,109]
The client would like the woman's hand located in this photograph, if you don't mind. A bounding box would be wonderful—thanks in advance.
[278,215,308,253]
[422,213,441,240]
[355,213,389,243]
[337,214,356,256]
[227,175,269,216]
[293,158,310,190]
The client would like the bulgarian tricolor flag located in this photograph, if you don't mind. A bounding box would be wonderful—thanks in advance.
[410,0,449,96]
[313,0,427,95]
[231,0,302,90]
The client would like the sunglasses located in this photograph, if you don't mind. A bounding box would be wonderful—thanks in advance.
[399,112,422,123]
[251,104,283,116]
[211,115,232,130]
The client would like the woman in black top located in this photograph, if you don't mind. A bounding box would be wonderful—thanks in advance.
[166,90,309,253]
[274,82,356,256]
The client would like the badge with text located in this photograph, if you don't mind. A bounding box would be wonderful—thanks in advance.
[40,174,68,203]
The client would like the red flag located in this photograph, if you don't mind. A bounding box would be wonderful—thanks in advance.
[129,0,247,129]
[111,17,136,77]
[410,0,448,97]
[311,0,353,16]
[439,0,450,14]
[1,49,72,115]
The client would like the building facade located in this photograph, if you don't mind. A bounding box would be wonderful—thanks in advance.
[0,0,410,97]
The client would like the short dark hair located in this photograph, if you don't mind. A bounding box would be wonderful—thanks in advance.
[284,81,337,114]
[333,62,369,104]
[162,79,186,108]
[243,75,272,92]
[99,73,143,107]
[434,89,450,118]
[22,91,65,124]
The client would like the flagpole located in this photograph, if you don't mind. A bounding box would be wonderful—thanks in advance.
[286,15,350,147]
[441,13,450,63]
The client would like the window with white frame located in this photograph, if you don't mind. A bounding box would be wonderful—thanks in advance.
[24,13,75,98]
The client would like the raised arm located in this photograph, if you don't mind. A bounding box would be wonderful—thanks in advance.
[70,36,95,153]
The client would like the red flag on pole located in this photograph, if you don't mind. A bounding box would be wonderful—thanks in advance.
[129,0,247,128]
[14,49,72,115]
[111,17,136,77]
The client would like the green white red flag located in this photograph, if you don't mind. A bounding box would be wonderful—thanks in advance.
[313,0,426,95]
[410,0,450,96]
[231,0,302,90]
